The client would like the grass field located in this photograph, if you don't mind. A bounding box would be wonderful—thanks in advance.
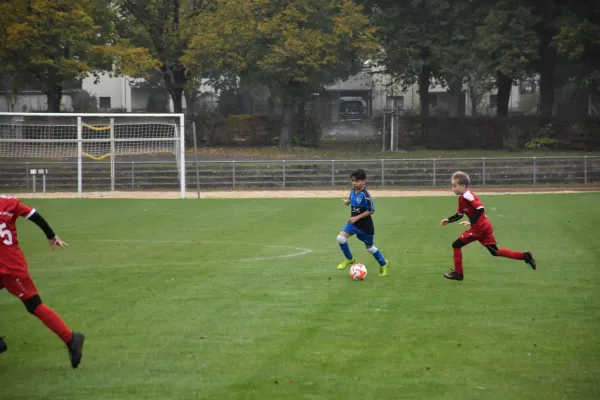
[1,194,599,400]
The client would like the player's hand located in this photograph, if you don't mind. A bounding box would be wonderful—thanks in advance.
[459,221,471,227]
[49,236,69,250]
[440,219,449,227]
[342,199,350,206]
[348,216,359,224]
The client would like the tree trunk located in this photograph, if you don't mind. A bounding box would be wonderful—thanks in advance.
[496,71,512,117]
[418,65,431,117]
[279,99,294,147]
[46,85,63,112]
[537,0,557,120]
[184,87,198,142]
[448,80,463,117]
[169,88,184,113]
[163,64,187,114]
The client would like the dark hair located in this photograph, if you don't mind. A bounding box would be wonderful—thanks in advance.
[350,169,367,180]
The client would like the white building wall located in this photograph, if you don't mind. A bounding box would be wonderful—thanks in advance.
[82,74,132,111]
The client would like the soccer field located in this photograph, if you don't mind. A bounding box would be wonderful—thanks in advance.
[1,193,599,400]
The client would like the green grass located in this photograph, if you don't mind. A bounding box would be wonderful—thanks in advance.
[1,194,599,400]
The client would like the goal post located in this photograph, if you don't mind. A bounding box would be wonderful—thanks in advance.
[0,112,186,199]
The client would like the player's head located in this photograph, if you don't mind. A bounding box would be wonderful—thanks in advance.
[350,169,367,190]
[451,171,470,195]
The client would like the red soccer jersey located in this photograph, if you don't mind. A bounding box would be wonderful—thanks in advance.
[456,190,492,230]
[0,196,35,269]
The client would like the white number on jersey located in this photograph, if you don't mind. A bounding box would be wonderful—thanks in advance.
[0,222,14,245]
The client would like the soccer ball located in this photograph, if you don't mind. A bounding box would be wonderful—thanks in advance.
[349,263,368,280]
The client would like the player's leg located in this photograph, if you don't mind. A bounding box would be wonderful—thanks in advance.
[336,224,356,270]
[444,230,477,280]
[0,277,7,353]
[3,272,85,368]
[359,233,388,276]
[485,243,536,270]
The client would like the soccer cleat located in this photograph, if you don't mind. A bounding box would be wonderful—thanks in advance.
[524,250,536,271]
[0,337,7,353]
[337,258,355,270]
[379,262,388,277]
[443,271,464,281]
[67,332,85,369]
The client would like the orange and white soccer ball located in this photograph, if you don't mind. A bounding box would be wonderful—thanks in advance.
[349,263,368,280]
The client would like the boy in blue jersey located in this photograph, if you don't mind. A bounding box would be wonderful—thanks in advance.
[336,169,389,276]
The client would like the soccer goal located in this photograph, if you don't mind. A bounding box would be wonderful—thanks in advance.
[0,112,186,198]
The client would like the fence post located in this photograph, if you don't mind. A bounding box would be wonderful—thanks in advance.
[331,160,335,187]
[533,157,537,184]
[232,161,236,189]
[282,160,286,188]
[482,158,486,185]
[432,159,436,187]
[584,156,588,184]
[26,162,29,189]
[131,161,135,189]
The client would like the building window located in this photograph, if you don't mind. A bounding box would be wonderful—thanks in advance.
[520,80,537,94]
[386,96,404,110]
[489,94,498,108]
[99,97,111,109]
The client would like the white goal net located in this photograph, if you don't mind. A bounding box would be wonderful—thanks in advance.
[0,113,186,198]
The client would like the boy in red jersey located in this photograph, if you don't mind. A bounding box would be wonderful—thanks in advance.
[440,171,536,281]
[0,195,84,368]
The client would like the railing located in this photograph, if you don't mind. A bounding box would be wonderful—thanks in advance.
[1,156,599,192]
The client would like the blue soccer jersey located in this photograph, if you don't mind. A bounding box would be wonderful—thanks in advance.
[348,188,375,235]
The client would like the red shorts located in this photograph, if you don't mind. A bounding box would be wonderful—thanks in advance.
[0,251,38,301]
[459,226,496,246]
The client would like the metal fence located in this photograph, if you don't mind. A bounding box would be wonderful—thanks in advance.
[1,156,599,193]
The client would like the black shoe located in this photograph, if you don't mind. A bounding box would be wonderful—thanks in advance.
[524,250,536,271]
[443,271,464,281]
[0,337,7,353]
[67,332,85,369]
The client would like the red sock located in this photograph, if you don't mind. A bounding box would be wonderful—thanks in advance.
[498,248,525,260]
[34,304,73,344]
[453,248,463,275]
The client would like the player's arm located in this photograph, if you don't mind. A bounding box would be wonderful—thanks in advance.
[27,211,68,249]
[440,213,463,226]
[468,208,484,225]
[352,210,374,221]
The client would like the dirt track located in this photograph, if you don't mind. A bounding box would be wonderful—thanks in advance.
[11,187,600,199]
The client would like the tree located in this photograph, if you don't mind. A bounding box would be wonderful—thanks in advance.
[433,0,484,117]
[475,3,539,116]
[361,0,454,117]
[554,1,600,91]
[0,69,30,112]
[465,66,495,116]
[117,0,216,114]
[183,0,377,147]
[0,0,156,112]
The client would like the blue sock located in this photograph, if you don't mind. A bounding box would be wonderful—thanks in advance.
[373,250,386,266]
[340,242,353,260]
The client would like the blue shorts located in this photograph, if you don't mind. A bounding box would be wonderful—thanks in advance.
[342,223,374,246]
